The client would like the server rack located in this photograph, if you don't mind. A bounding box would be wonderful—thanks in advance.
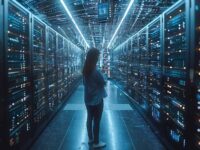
[127,40,133,94]
[163,1,188,148]
[116,45,128,89]
[57,35,64,103]
[46,28,57,111]
[63,39,69,95]
[4,1,32,148]
[138,28,149,110]
[148,18,163,123]
[110,0,197,149]
[32,17,47,129]
[0,0,5,148]
[191,0,200,149]
[68,43,72,89]
[0,0,84,149]
[71,45,77,85]
[130,35,140,102]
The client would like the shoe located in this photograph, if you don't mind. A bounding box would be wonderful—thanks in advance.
[93,141,106,148]
[88,139,94,144]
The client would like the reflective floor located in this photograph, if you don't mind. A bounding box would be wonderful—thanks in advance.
[31,81,165,150]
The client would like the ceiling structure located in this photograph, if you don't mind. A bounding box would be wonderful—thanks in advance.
[17,0,179,51]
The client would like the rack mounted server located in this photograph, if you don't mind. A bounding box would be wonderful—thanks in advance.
[111,0,200,149]
[0,0,84,149]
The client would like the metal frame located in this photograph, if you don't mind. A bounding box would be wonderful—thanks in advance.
[163,0,189,148]
[3,0,10,149]
[189,0,200,149]
[0,0,7,149]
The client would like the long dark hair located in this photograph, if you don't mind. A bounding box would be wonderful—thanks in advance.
[82,48,100,77]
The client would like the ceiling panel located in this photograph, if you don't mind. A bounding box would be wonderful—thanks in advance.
[17,0,179,50]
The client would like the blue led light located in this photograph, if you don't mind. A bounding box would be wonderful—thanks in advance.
[60,0,90,48]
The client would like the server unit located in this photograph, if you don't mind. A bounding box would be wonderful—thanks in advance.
[0,0,83,149]
[110,0,197,149]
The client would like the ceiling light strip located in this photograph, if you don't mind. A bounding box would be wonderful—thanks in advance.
[114,0,184,51]
[11,0,82,52]
[107,0,135,49]
[60,0,90,48]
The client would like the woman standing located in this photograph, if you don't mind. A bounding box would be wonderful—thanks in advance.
[82,48,107,148]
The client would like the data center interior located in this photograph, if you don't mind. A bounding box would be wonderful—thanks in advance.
[0,0,199,150]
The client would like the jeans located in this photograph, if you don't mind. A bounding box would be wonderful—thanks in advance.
[86,100,103,144]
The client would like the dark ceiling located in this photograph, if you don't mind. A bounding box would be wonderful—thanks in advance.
[17,0,179,50]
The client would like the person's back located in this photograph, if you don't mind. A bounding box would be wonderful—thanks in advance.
[82,48,107,149]
[83,69,107,105]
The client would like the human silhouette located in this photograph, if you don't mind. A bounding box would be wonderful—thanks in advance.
[82,48,107,149]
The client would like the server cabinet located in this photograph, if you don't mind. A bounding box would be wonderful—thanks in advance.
[57,35,64,103]
[127,40,133,94]
[130,35,140,102]
[70,45,76,85]
[0,0,5,148]
[46,28,57,111]
[63,39,69,95]
[68,43,73,89]
[72,47,82,84]
[4,1,32,148]
[117,45,126,89]
[148,18,163,122]
[118,45,128,89]
[110,48,118,83]
[32,17,47,128]
[138,28,149,110]
[191,0,200,149]
[163,1,188,148]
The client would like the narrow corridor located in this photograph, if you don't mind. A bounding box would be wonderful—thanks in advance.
[31,81,165,150]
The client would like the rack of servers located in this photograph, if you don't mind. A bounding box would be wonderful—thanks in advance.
[0,0,84,149]
[110,0,200,149]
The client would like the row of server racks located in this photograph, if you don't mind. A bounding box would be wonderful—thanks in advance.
[0,0,84,149]
[110,0,200,149]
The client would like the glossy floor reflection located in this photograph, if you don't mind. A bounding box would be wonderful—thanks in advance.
[31,81,166,150]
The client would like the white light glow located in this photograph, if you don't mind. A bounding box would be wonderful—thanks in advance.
[60,0,90,48]
[107,0,135,49]
[11,0,82,52]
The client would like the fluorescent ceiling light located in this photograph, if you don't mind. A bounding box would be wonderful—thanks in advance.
[60,0,90,48]
[107,0,135,49]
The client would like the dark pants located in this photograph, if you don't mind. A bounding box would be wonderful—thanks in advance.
[86,101,103,144]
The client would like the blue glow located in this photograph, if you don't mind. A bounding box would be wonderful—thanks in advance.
[11,0,82,52]
[170,130,181,143]
[60,0,90,48]
[114,0,184,51]
[196,93,200,101]
[107,0,135,49]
